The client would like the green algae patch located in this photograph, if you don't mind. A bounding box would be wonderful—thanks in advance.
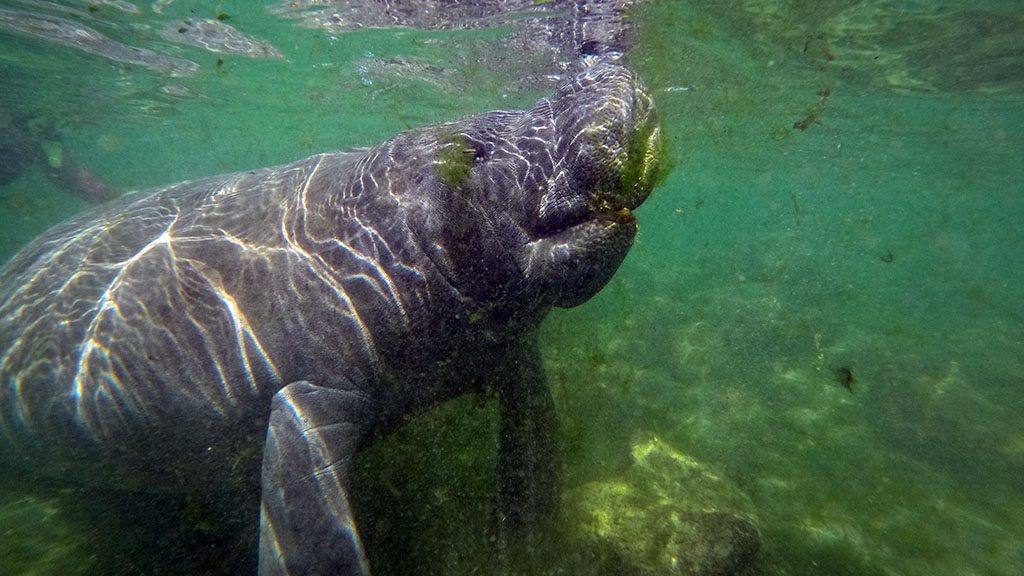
[587,109,672,218]
[436,133,475,188]
[620,112,671,204]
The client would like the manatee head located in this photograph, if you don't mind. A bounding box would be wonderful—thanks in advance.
[390,62,663,317]
[517,62,663,308]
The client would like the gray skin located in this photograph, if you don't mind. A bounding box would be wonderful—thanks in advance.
[0,61,660,575]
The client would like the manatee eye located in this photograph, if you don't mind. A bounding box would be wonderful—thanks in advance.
[579,40,602,56]
[471,143,487,162]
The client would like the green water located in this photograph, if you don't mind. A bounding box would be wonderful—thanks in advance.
[1,1,1022,575]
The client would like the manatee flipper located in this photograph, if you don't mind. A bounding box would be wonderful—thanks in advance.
[259,381,372,576]
[493,334,561,544]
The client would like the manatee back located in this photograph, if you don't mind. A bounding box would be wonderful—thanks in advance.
[0,152,371,463]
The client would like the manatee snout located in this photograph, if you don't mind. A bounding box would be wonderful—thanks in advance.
[547,63,662,221]
[522,62,665,307]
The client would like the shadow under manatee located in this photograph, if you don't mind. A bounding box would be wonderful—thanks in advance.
[0,463,260,576]
[0,383,767,576]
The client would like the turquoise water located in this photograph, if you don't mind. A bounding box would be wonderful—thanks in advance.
[1,1,1022,575]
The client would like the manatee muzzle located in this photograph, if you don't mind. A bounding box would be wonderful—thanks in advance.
[588,115,663,226]
[535,75,663,240]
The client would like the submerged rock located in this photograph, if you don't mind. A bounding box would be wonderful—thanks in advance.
[567,435,763,576]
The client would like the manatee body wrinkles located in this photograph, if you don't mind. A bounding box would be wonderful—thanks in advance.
[0,62,661,575]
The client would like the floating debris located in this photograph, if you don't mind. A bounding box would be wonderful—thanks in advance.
[793,87,831,131]
[96,0,140,13]
[834,366,856,394]
[161,18,284,59]
[0,8,199,75]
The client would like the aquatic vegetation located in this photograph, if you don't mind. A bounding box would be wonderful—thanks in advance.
[0,494,92,576]
[619,107,670,207]
[566,436,762,576]
[435,133,475,188]
[587,93,670,222]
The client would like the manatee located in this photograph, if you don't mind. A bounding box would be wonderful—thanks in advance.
[161,19,284,59]
[0,8,199,76]
[0,61,662,575]
[276,0,639,89]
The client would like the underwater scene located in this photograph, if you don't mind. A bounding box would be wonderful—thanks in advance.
[1,1,1022,575]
